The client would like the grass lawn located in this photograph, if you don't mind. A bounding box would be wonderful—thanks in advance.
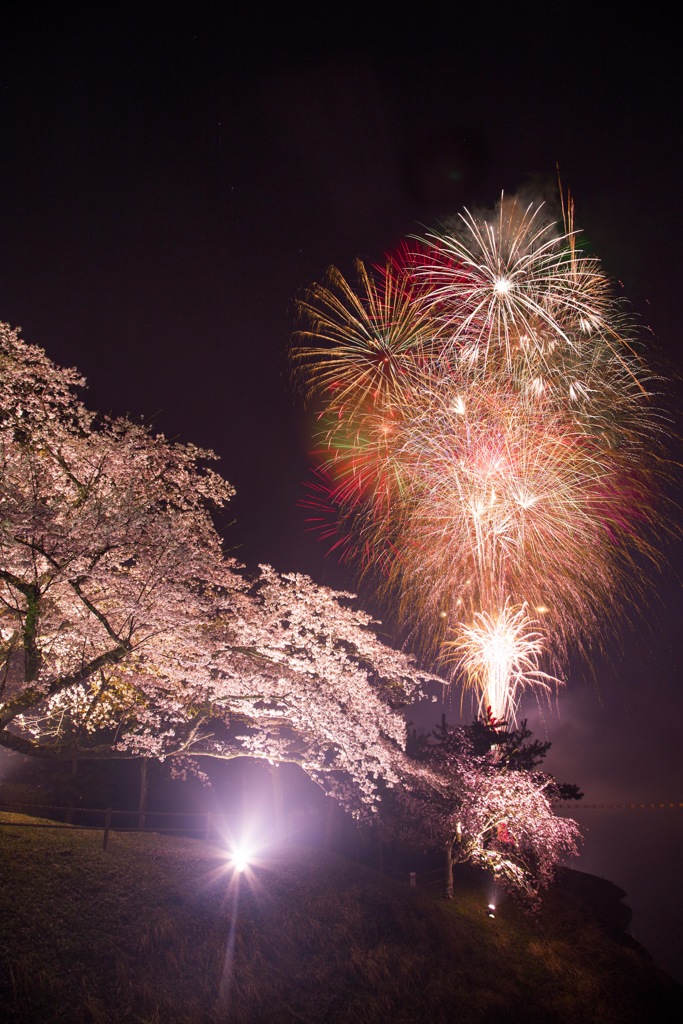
[1,812,681,1023]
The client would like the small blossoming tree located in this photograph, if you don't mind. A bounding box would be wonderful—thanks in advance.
[398,720,581,901]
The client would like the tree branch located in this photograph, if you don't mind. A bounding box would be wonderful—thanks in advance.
[0,643,131,728]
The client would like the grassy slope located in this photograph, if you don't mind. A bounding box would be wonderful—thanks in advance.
[1,813,681,1024]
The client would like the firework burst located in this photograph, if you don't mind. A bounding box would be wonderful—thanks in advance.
[291,192,671,722]
[443,600,555,721]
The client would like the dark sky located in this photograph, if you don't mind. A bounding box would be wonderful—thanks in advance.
[1,0,682,982]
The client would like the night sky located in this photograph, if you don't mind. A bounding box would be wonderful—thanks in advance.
[1,1,682,982]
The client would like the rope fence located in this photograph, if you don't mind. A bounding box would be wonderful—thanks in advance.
[554,802,683,810]
[0,803,237,850]
[2,799,682,889]
[0,803,452,890]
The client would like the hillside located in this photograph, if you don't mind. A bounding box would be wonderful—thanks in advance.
[1,813,681,1023]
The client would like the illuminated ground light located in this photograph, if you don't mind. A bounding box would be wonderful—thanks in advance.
[487,902,496,919]
[209,812,274,885]
[229,846,251,873]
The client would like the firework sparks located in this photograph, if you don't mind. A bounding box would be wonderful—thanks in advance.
[444,601,555,722]
[291,192,670,722]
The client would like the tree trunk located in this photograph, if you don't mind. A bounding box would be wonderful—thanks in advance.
[323,798,336,850]
[377,831,385,874]
[270,763,286,840]
[138,757,149,830]
[444,843,454,900]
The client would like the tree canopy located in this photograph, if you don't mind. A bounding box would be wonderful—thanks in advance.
[0,322,438,791]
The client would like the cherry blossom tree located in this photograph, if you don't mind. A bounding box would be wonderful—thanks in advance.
[1,321,580,898]
[1,321,232,757]
[0,322,439,808]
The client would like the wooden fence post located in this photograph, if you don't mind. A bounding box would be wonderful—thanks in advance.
[65,756,79,824]
[102,807,112,850]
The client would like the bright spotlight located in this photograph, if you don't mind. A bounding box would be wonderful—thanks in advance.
[487,902,496,919]
[230,847,250,873]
